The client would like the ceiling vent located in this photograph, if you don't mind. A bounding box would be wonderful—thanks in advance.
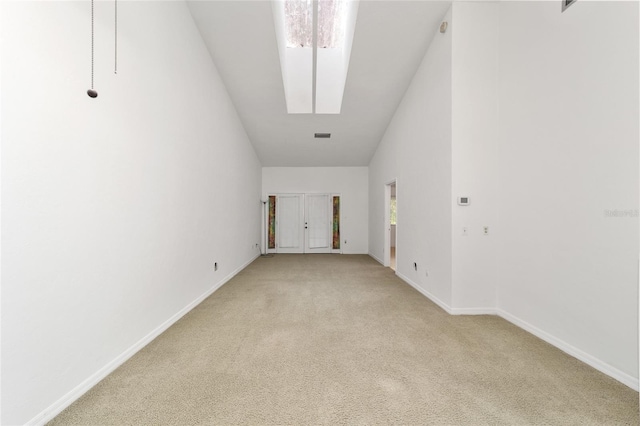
[314,133,331,138]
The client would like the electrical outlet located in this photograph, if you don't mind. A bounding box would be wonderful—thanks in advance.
[483,226,489,235]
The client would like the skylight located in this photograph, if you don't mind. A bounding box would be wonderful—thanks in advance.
[284,0,313,48]
[317,0,347,49]
[273,0,359,114]
[284,0,348,49]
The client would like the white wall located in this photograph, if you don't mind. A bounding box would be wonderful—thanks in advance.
[497,1,639,385]
[262,167,368,254]
[368,6,453,308]
[369,0,639,388]
[1,2,262,424]
[450,2,499,312]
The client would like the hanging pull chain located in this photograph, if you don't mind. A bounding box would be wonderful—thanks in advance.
[87,0,98,98]
[114,0,118,74]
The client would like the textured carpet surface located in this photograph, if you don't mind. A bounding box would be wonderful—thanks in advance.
[50,254,638,425]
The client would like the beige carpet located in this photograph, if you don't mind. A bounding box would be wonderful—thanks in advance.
[50,254,638,425]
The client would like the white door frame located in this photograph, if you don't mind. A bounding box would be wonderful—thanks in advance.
[384,180,397,268]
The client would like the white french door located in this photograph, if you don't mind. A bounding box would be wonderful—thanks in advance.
[274,194,332,254]
[276,194,304,253]
[304,194,331,253]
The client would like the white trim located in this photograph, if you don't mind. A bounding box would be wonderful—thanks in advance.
[450,307,497,316]
[26,253,260,426]
[369,252,384,265]
[396,271,453,315]
[497,308,639,392]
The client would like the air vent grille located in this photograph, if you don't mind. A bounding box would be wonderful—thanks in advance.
[314,133,331,138]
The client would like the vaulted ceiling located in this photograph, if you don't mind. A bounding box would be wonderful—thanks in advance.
[186,0,452,166]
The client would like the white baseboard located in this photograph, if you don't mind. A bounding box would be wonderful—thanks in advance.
[368,252,384,265]
[392,271,638,391]
[450,307,497,316]
[27,253,260,426]
[395,271,453,314]
[497,309,639,392]
[27,252,638,425]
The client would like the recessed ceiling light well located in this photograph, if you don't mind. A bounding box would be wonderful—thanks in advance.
[314,133,331,138]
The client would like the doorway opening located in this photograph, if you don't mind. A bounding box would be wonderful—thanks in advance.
[384,180,397,270]
[267,193,341,254]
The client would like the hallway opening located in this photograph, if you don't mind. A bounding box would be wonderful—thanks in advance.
[385,180,397,270]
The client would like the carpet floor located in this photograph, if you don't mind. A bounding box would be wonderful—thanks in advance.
[50,254,638,425]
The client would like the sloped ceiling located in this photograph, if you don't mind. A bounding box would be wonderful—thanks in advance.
[187,0,452,166]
